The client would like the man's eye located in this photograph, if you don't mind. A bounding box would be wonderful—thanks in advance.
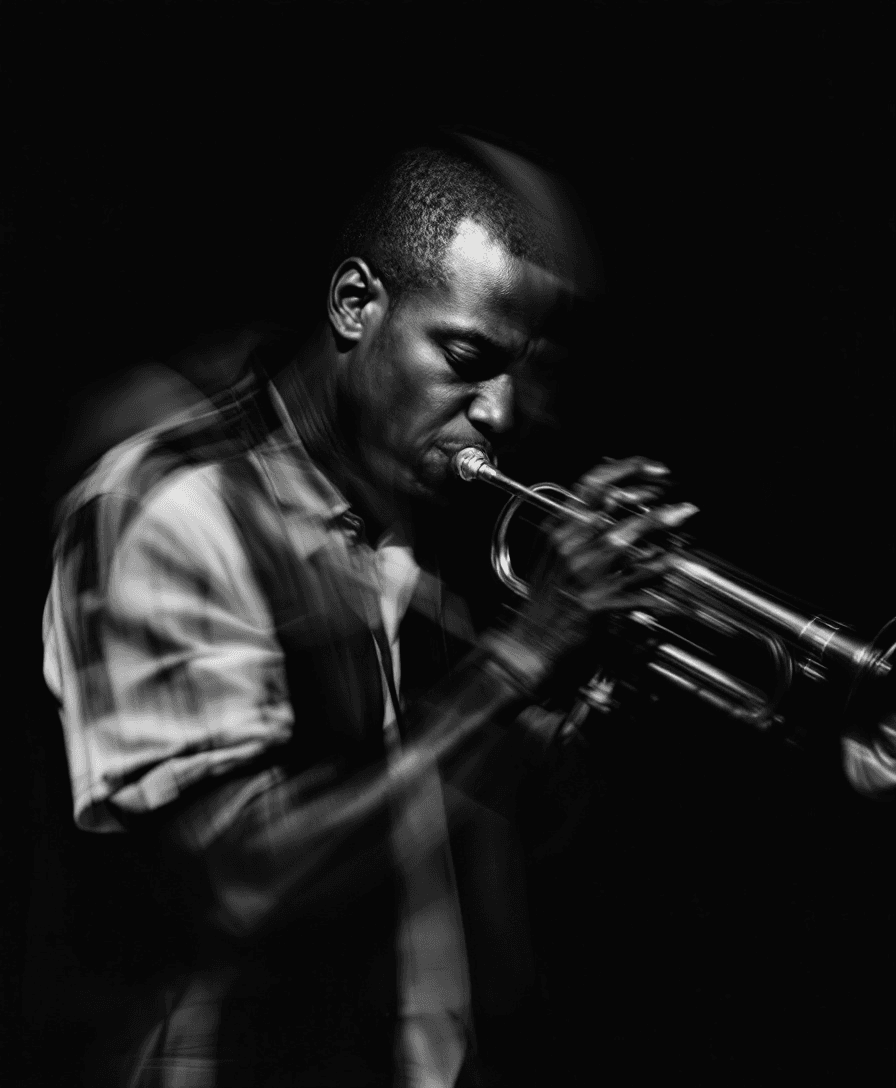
[446,350,477,370]
[445,350,503,380]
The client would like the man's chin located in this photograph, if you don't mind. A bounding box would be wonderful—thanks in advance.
[364,457,446,505]
[407,471,454,506]
[405,457,466,505]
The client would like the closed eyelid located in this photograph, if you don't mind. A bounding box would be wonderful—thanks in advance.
[438,326,513,355]
[443,347,510,382]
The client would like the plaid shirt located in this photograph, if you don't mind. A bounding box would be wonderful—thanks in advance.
[43,375,495,1085]
[43,380,418,832]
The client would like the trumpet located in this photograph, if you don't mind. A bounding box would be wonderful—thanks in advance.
[453,447,896,729]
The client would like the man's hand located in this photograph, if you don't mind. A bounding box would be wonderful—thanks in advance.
[484,457,697,696]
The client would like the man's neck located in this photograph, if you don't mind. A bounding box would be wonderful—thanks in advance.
[273,341,414,546]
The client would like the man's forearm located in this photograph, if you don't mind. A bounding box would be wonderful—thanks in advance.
[175,638,540,940]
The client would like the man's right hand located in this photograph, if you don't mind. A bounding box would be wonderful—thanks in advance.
[485,456,698,696]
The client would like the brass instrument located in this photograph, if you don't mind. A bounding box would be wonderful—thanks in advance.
[453,447,896,729]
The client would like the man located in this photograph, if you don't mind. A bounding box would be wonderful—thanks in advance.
[43,141,695,1086]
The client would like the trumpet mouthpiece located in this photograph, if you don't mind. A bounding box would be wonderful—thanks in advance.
[453,447,492,482]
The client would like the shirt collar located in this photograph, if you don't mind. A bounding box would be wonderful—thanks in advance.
[258,379,353,526]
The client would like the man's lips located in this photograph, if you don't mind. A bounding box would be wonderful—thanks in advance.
[436,441,495,464]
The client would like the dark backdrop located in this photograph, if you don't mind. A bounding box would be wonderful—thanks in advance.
[4,2,893,1085]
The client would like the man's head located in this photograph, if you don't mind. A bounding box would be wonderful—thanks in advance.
[332,146,553,308]
[324,144,563,504]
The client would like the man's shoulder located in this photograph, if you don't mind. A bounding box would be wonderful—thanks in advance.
[53,416,345,575]
[54,418,227,539]
[52,401,269,579]
[56,368,279,512]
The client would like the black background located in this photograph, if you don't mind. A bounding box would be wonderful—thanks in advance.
[3,2,894,1085]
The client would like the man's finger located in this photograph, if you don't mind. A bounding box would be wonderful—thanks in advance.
[603,502,698,553]
[573,456,670,507]
[550,498,694,565]
[615,554,676,586]
[603,484,667,513]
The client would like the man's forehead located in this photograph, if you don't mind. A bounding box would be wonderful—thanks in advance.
[433,219,560,336]
[443,219,514,281]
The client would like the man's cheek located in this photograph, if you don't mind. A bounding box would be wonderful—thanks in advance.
[417,446,454,488]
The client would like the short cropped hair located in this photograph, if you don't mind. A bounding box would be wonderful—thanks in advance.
[333,145,552,305]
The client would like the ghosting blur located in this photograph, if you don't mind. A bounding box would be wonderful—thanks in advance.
[37,126,896,1088]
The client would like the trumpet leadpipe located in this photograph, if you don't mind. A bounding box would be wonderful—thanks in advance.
[453,447,595,527]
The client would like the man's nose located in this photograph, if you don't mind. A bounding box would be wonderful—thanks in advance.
[467,374,515,436]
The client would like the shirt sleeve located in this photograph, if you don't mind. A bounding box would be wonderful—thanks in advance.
[44,464,294,832]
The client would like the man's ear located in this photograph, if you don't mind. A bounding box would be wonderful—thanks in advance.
[327,258,389,343]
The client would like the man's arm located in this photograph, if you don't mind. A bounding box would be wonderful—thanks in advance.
[48,455,693,939]
[177,456,696,940]
[44,463,295,833]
